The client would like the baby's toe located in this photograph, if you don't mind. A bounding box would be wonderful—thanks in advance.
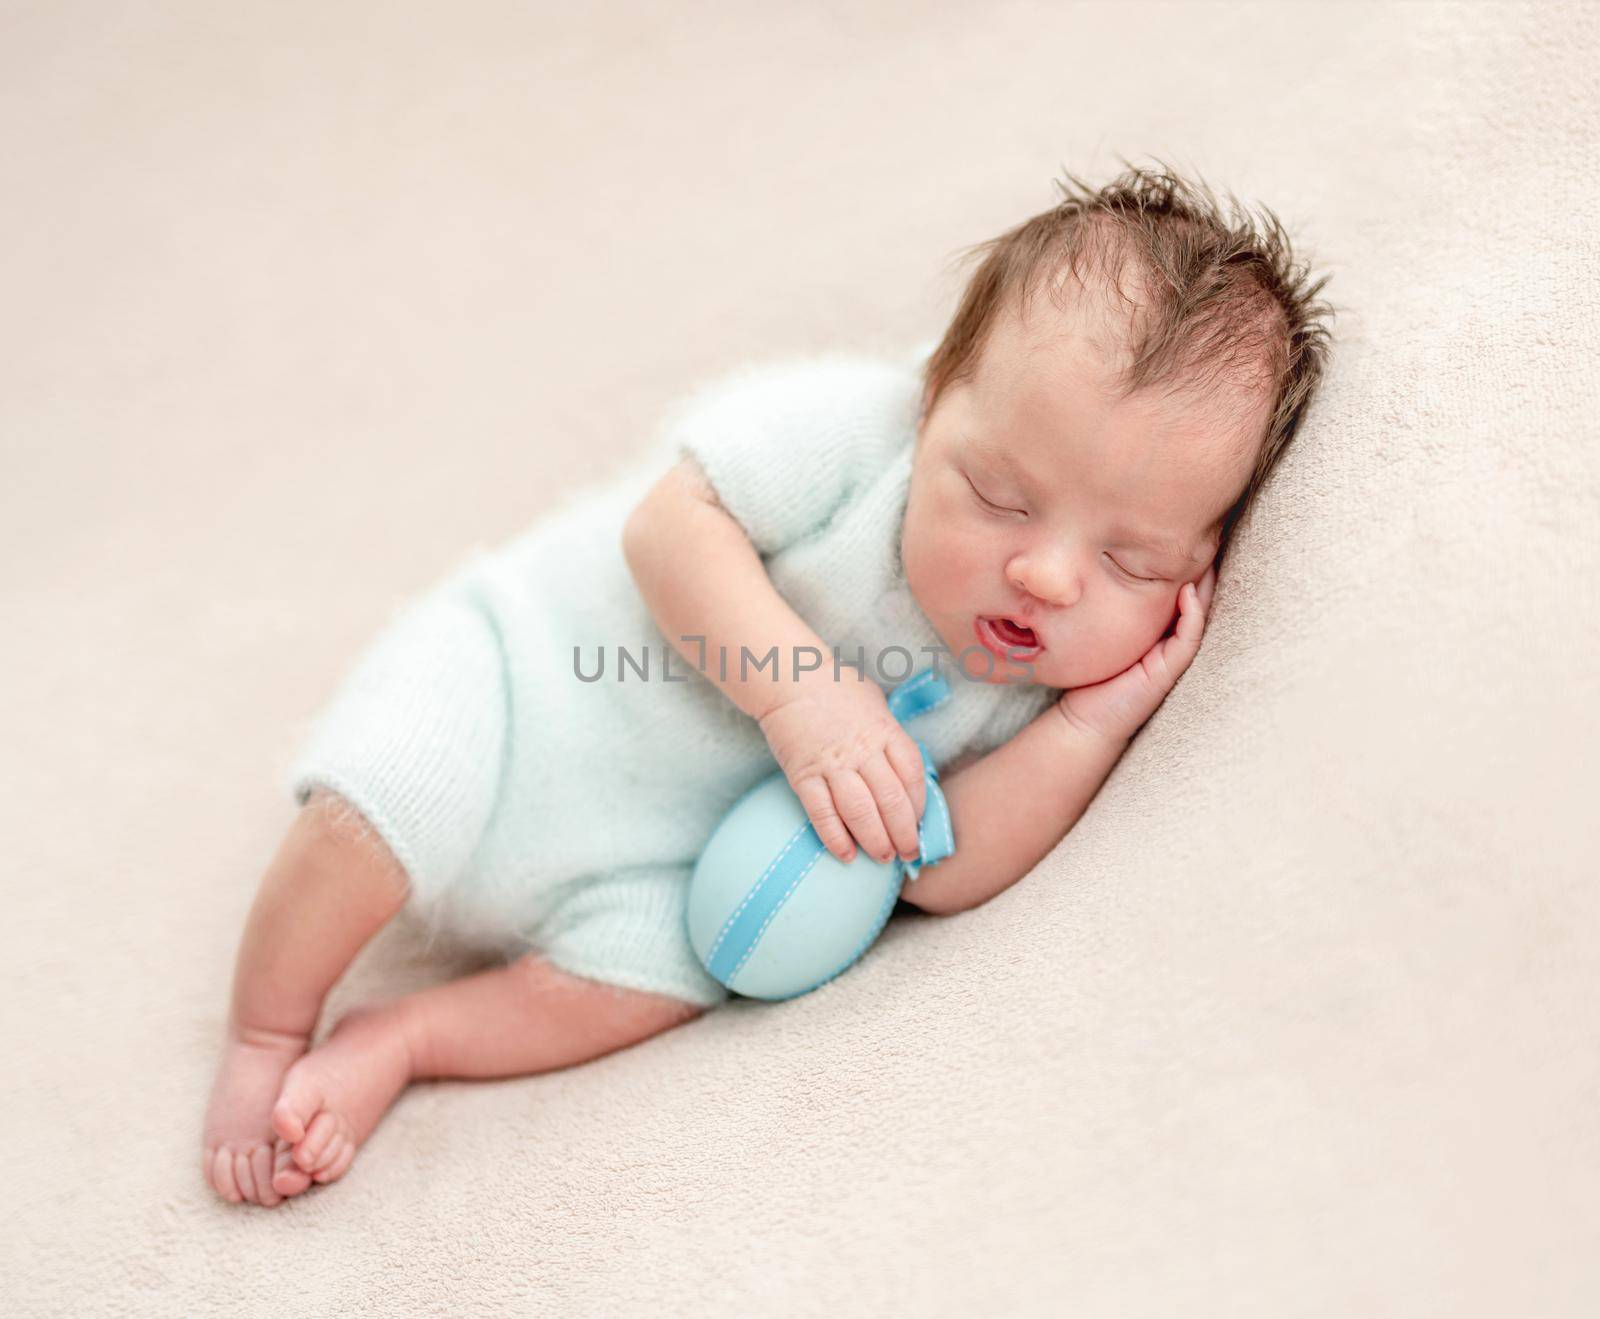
[272,1140,313,1198]
[312,1139,356,1184]
[209,1145,242,1203]
[293,1110,339,1173]
[310,1132,347,1176]
[233,1148,260,1204]
[271,1063,322,1146]
[250,1143,283,1207]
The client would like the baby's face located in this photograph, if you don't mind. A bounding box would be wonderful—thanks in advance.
[901,290,1270,690]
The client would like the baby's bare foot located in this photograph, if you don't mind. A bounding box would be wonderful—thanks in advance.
[270,1002,415,1194]
[202,1026,315,1207]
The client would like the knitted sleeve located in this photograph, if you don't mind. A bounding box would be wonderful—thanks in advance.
[279,557,508,909]
[659,355,917,558]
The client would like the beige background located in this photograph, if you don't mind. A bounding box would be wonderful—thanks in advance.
[4,1,1597,1315]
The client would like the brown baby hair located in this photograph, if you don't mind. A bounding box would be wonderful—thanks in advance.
[920,162,1335,562]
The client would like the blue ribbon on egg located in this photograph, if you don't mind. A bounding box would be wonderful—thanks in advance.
[882,666,955,881]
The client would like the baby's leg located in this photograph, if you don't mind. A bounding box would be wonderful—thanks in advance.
[269,953,704,1190]
[202,789,411,1206]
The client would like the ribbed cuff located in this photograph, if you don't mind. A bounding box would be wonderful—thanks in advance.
[534,868,731,1009]
[281,577,508,909]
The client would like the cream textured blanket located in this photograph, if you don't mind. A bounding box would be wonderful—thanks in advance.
[4,2,1595,1314]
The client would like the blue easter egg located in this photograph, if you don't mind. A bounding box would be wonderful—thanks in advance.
[686,771,906,1000]
[685,667,957,1001]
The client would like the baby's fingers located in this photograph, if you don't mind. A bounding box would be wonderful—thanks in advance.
[1162,579,1212,675]
[858,755,922,862]
[794,775,859,864]
[884,734,928,823]
[1177,580,1204,640]
[827,769,896,866]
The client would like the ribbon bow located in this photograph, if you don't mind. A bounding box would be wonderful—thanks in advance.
[882,667,955,882]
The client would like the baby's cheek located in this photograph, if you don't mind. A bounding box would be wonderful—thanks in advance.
[1110,592,1171,655]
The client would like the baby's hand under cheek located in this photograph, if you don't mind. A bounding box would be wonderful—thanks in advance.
[1057,565,1217,744]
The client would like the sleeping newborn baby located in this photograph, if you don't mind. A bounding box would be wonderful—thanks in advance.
[202,165,1331,1205]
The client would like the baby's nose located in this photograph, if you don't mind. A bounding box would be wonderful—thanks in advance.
[1010,560,1079,609]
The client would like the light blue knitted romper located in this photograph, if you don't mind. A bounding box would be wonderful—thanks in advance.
[282,348,1057,1008]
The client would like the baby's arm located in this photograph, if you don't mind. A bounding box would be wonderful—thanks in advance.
[624,457,927,865]
[623,457,827,722]
[898,707,1126,915]
[905,569,1217,914]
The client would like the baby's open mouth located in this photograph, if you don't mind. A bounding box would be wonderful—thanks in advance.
[975,616,1044,657]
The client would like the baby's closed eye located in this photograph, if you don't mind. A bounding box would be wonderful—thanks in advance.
[1103,553,1163,584]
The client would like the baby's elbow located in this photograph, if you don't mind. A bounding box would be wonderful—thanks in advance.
[621,486,672,573]
[620,498,654,570]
